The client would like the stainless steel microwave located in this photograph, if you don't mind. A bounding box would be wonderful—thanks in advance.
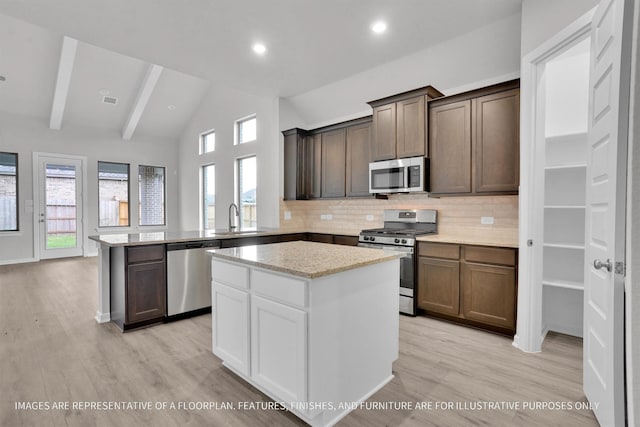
[369,156,429,194]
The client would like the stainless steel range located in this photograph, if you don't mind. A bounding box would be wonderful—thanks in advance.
[358,209,437,315]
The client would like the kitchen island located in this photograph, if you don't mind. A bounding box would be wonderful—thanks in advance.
[210,241,400,427]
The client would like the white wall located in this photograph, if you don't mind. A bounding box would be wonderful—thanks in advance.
[521,0,599,55]
[0,112,179,263]
[281,13,522,130]
[178,83,280,231]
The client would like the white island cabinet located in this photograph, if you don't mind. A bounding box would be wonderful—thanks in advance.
[210,241,400,427]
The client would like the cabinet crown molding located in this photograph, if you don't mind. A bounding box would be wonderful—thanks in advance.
[429,79,520,108]
[367,85,444,108]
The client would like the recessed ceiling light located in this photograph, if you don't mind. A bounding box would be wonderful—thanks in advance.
[371,21,387,34]
[167,104,176,110]
[98,88,110,95]
[0,75,6,82]
[252,43,267,55]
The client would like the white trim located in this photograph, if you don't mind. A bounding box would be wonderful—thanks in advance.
[49,36,78,130]
[625,0,640,423]
[32,152,89,261]
[514,8,595,353]
[0,258,37,266]
[95,311,110,323]
[122,64,163,140]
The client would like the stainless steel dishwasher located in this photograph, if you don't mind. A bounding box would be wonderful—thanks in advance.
[166,240,220,317]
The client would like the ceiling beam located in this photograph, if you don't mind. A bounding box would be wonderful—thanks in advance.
[49,36,78,130]
[122,64,163,140]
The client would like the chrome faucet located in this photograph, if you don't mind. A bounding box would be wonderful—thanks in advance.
[228,203,239,231]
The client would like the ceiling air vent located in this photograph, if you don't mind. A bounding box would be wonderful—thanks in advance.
[102,96,118,105]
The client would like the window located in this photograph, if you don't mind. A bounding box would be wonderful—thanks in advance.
[138,165,165,226]
[201,130,215,154]
[0,152,18,231]
[237,156,256,228]
[202,164,215,229]
[236,116,256,145]
[98,161,129,227]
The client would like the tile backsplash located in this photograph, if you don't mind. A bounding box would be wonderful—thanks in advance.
[280,194,518,242]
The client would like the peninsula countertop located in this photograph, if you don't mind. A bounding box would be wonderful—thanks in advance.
[209,240,399,279]
[88,229,307,247]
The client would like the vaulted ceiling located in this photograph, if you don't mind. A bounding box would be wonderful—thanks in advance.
[0,0,522,139]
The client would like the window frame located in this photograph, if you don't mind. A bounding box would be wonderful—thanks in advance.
[200,129,216,154]
[138,164,166,227]
[202,163,216,230]
[97,161,130,228]
[236,155,257,229]
[235,115,257,145]
[0,152,19,232]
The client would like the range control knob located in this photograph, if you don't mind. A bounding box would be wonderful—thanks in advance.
[370,237,376,242]
[394,238,400,243]
[363,236,370,241]
[401,239,407,244]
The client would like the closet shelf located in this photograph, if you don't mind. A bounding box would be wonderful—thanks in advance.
[544,164,587,171]
[542,279,584,291]
[543,205,586,209]
[543,243,585,250]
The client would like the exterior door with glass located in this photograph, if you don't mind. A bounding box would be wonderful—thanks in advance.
[36,154,84,259]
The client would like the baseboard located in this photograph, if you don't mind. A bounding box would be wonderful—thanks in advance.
[95,311,110,323]
[546,323,583,339]
[512,333,543,353]
[0,257,37,266]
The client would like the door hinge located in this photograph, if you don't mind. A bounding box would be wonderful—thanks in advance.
[615,261,626,276]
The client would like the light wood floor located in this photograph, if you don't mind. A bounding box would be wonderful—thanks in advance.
[0,257,598,426]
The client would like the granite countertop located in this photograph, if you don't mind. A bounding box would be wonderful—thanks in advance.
[88,229,361,247]
[209,241,400,279]
[88,229,300,247]
[417,233,519,248]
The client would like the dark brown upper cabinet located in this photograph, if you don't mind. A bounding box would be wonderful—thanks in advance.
[283,116,373,200]
[283,128,309,200]
[346,121,372,197]
[308,133,322,199]
[368,86,444,161]
[429,100,472,194]
[321,128,347,198]
[473,88,520,193]
[428,79,520,196]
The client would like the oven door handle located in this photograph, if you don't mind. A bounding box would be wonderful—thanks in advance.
[358,242,414,254]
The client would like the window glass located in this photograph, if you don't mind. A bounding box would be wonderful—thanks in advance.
[237,116,256,144]
[98,161,129,227]
[202,164,215,229]
[0,152,18,231]
[238,156,256,228]
[201,130,215,153]
[138,165,165,226]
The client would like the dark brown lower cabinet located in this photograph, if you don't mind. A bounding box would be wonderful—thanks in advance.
[111,244,166,331]
[332,235,359,246]
[126,261,166,324]
[417,242,517,335]
[461,262,516,330]
[417,257,460,316]
[306,233,335,244]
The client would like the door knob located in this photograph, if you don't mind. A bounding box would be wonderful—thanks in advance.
[593,258,612,272]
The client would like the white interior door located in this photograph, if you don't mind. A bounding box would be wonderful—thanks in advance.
[36,154,84,259]
[583,0,629,424]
